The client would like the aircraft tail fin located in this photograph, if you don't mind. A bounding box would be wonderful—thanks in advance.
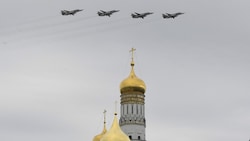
[162,14,166,18]
[61,10,67,15]
[97,11,102,16]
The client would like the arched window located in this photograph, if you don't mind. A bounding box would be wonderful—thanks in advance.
[138,136,141,140]
[129,136,132,140]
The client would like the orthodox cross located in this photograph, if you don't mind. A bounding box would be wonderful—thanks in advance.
[103,109,107,124]
[129,48,136,65]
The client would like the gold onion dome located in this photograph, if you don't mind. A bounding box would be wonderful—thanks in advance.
[92,124,107,141]
[93,110,107,141]
[120,61,146,94]
[100,114,130,141]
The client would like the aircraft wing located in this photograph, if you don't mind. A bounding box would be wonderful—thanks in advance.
[100,10,106,13]
[135,12,140,15]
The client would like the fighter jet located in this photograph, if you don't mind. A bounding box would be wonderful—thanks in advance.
[162,12,184,19]
[97,10,119,17]
[61,9,83,16]
[131,12,153,19]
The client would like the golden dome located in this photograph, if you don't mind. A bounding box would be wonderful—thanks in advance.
[120,62,146,94]
[92,124,107,141]
[100,114,130,141]
[93,110,107,141]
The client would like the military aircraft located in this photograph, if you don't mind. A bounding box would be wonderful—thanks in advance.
[97,10,119,17]
[162,12,184,19]
[61,9,83,16]
[131,12,153,19]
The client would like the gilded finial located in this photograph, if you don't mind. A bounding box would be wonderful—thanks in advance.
[129,48,136,66]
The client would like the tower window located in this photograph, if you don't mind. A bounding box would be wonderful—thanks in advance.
[132,105,133,114]
[127,105,128,114]
[129,136,132,139]
[123,105,125,115]
[137,104,138,114]
[138,136,141,140]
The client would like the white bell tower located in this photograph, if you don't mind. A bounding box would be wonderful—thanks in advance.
[119,48,146,141]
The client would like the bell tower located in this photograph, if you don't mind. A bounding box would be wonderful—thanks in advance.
[119,48,146,141]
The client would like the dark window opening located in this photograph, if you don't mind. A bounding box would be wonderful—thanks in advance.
[138,136,141,140]
[127,105,128,114]
[129,136,132,140]
[132,105,133,114]
[137,105,138,114]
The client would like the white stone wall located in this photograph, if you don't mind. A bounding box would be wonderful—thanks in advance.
[120,103,146,141]
[121,124,145,141]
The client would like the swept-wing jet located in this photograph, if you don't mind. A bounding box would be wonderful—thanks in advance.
[131,12,153,19]
[162,12,184,19]
[97,10,119,17]
[61,9,83,16]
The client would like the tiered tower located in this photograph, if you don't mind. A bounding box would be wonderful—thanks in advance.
[119,48,146,141]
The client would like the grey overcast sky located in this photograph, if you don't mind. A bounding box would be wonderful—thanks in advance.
[0,0,250,141]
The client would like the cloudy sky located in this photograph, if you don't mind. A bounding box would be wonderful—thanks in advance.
[0,0,250,141]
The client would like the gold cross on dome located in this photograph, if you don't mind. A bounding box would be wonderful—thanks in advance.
[129,48,136,62]
[103,109,107,123]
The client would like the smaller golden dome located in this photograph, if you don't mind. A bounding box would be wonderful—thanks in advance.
[92,124,107,141]
[93,110,107,141]
[100,114,130,141]
[120,63,146,94]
